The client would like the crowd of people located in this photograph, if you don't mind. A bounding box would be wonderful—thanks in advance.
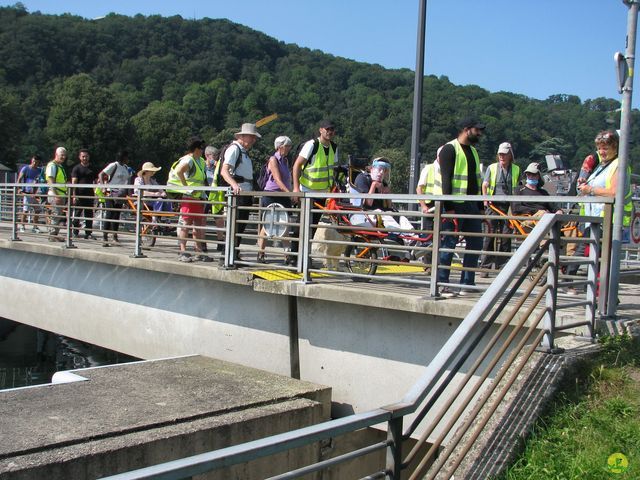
[14,119,341,266]
[14,117,633,297]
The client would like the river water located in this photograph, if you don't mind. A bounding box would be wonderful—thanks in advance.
[0,318,138,390]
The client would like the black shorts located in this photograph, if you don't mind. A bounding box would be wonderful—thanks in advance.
[260,195,291,209]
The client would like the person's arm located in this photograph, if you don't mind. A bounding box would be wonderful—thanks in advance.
[292,155,306,193]
[70,166,79,203]
[416,181,428,213]
[481,167,491,206]
[175,161,190,187]
[269,156,290,192]
[221,164,240,194]
[438,144,455,211]
[365,179,380,207]
[17,167,25,185]
[99,163,114,184]
[579,168,617,197]
[292,141,314,193]
[46,164,55,187]
[221,147,243,194]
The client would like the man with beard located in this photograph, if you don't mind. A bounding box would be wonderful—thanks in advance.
[71,148,97,239]
[436,117,485,297]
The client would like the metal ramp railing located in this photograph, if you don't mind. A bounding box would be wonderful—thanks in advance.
[101,213,598,479]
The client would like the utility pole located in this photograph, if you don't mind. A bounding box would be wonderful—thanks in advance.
[608,0,638,317]
[409,0,427,200]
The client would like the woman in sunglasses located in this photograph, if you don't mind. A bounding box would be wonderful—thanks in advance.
[564,130,633,292]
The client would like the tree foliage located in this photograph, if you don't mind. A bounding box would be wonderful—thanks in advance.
[45,74,129,164]
[0,6,637,184]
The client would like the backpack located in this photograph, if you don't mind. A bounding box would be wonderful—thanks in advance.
[214,143,242,187]
[256,158,271,191]
[294,139,319,168]
[36,168,47,195]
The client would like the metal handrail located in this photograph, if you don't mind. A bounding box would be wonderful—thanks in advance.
[96,215,568,480]
[0,183,617,477]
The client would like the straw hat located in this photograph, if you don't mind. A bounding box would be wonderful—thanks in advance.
[138,161,161,176]
[234,123,262,138]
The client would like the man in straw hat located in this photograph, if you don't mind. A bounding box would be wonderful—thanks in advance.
[220,122,261,261]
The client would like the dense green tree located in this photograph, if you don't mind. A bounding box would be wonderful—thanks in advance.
[0,87,24,167]
[45,74,129,165]
[0,5,637,183]
[130,100,191,174]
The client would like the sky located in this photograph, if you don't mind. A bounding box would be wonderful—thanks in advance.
[3,0,639,109]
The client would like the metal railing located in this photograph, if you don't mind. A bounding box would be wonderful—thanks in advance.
[96,214,580,479]
[0,182,620,478]
[0,183,615,306]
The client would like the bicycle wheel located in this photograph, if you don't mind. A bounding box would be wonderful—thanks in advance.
[344,237,378,280]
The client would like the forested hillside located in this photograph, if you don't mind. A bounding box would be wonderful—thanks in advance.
[0,4,637,191]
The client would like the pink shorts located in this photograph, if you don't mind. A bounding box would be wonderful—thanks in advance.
[179,199,204,222]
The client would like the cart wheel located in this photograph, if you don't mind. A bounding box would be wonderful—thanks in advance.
[344,238,378,280]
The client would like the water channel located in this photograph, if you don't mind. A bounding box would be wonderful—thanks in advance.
[0,318,138,390]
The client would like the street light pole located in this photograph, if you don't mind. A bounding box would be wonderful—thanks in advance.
[607,0,638,317]
[409,0,427,199]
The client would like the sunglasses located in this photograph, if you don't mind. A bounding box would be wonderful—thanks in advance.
[324,127,335,132]
[595,132,616,143]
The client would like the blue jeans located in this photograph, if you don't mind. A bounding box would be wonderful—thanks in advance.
[437,202,482,285]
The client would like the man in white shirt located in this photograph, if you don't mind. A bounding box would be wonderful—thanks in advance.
[221,123,261,262]
[98,151,133,247]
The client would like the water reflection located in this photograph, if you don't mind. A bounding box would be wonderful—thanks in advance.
[0,318,139,390]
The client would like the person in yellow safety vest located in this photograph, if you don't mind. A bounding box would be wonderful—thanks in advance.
[416,146,444,264]
[203,145,226,254]
[289,119,339,266]
[436,117,485,297]
[45,146,68,242]
[478,142,521,277]
[167,136,211,263]
[417,145,444,213]
[565,130,633,293]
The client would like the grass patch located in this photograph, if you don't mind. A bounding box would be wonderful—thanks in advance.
[497,334,640,479]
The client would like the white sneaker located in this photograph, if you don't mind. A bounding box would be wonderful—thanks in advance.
[439,287,457,298]
[31,226,41,233]
[18,225,25,233]
[458,286,475,297]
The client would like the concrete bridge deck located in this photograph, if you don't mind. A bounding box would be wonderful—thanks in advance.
[3,227,634,325]
[1,226,639,425]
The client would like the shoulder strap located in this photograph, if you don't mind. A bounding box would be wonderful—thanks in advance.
[302,139,320,171]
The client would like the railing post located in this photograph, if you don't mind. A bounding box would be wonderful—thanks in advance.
[429,201,442,297]
[585,221,600,336]
[224,192,236,268]
[542,220,561,351]
[300,196,313,282]
[385,416,403,480]
[11,186,21,242]
[132,191,146,258]
[64,185,76,249]
[598,204,613,316]
[584,223,608,332]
